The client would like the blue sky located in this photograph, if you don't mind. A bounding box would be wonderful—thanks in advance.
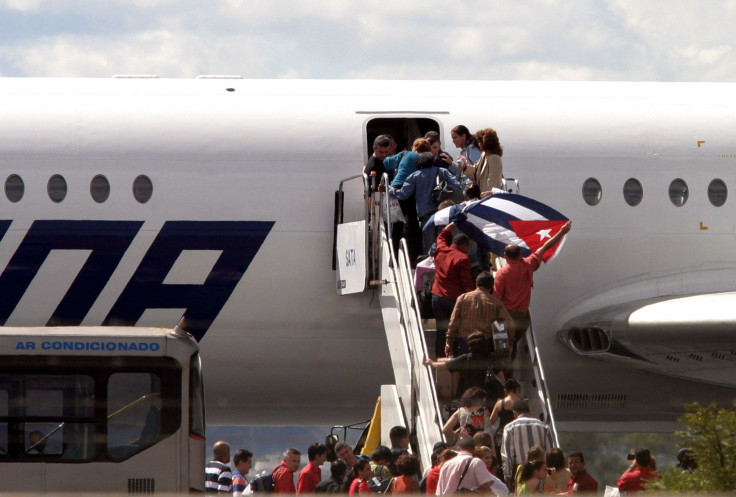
[1,0,736,81]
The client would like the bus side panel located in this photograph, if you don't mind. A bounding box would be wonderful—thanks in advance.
[189,436,206,491]
[39,436,181,493]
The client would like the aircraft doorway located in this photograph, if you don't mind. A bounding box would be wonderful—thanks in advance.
[365,117,440,159]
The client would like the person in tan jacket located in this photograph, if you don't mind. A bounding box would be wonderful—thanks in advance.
[466,128,504,192]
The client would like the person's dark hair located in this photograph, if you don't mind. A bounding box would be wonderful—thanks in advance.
[308,442,327,461]
[546,448,565,470]
[568,451,585,464]
[520,460,545,482]
[347,458,371,481]
[416,151,435,170]
[439,449,458,463]
[373,135,391,148]
[512,398,530,413]
[467,331,490,354]
[452,233,469,247]
[476,271,493,290]
[504,378,520,392]
[233,449,253,465]
[396,454,420,476]
[526,445,545,462]
[451,125,476,146]
[504,243,521,260]
[330,460,347,479]
[425,130,440,141]
[389,426,408,445]
[634,447,651,467]
[460,386,487,407]
[464,184,480,200]
[371,445,392,463]
[473,430,494,449]
[457,436,476,452]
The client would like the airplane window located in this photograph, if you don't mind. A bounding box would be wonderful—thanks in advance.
[90,175,110,203]
[582,178,602,206]
[133,175,153,204]
[708,179,727,207]
[4,174,24,203]
[623,178,643,206]
[47,175,67,203]
[668,179,688,207]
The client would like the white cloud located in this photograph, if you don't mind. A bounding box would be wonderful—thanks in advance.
[1,0,45,11]
[2,0,736,81]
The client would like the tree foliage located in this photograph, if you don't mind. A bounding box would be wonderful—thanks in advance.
[652,401,736,492]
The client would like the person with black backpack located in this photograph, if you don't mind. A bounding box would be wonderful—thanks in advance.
[315,461,347,494]
[272,448,301,493]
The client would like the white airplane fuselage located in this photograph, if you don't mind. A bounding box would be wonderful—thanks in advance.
[1,78,734,429]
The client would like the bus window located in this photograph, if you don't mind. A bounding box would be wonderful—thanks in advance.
[107,372,162,460]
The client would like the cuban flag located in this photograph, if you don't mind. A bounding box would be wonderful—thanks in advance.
[424,193,569,262]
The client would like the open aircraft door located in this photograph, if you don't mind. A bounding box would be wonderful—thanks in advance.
[336,219,367,295]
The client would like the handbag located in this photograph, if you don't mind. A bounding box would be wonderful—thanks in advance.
[431,169,463,205]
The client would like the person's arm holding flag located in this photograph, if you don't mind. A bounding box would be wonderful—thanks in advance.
[537,221,571,258]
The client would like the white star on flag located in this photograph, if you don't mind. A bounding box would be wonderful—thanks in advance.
[537,229,552,241]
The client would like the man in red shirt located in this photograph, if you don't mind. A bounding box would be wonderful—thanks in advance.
[297,443,327,494]
[567,451,598,494]
[493,221,571,352]
[273,447,301,493]
[431,222,475,357]
[618,448,659,493]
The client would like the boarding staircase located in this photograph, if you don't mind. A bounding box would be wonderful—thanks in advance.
[334,172,560,471]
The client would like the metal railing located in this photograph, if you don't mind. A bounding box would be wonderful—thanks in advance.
[374,173,445,470]
[334,170,560,465]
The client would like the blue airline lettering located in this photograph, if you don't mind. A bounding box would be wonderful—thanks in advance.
[104,221,274,341]
[0,220,274,342]
[0,221,142,326]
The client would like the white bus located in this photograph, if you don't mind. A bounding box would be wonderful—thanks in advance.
[0,326,206,493]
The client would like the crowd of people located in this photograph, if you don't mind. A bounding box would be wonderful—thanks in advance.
[203,128,676,496]
[205,426,679,495]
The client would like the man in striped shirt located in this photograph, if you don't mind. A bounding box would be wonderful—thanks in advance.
[206,441,233,493]
[500,399,554,488]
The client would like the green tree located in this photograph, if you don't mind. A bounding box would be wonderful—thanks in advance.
[653,401,736,492]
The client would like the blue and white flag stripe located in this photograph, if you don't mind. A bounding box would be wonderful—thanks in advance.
[423,193,568,258]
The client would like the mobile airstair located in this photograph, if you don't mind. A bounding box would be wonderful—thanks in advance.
[334,172,560,471]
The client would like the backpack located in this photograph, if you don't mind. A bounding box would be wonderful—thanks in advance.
[366,466,392,494]
[249,467,285,493]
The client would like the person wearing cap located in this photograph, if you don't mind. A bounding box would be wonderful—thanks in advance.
[500,399,555,488]
[676,448,697,473]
